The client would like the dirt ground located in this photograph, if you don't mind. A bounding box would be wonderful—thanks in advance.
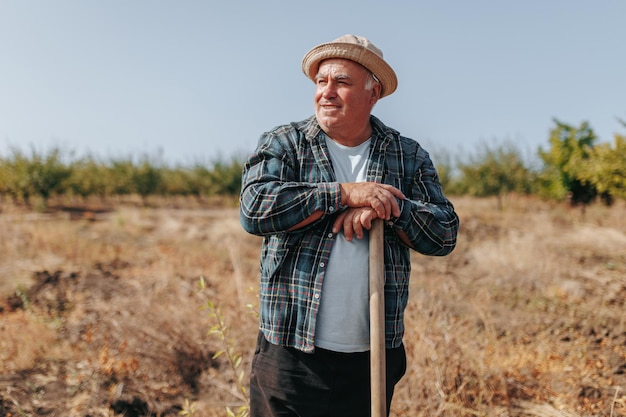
[0,196,624,416]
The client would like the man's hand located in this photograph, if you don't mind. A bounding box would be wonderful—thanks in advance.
[332,207,378,241]
[339,182,405,220]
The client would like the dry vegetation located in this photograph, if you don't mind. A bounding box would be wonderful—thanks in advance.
[0,195,624,417]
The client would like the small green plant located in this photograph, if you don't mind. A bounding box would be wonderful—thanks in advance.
[179,398,197,416]
[15,285,31,311]
[199,277,250,417]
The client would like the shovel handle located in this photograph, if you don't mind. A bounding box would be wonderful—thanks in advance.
[369,219,386,417]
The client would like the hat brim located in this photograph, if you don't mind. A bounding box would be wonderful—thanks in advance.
[302,42,397,98]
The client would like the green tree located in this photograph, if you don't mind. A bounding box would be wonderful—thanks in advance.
[160,166,191,197]
[208,155,244,196]
[537,120,598,205]
[429,148,457,195]
[578,133,626,202]
[27,147,72,207]
[456,140,532,209]
[107,157,135,198]
[186,164,214,200]
[132,157,163,205]
[0,158,5,199]
[2,147,71,208]
[67,156,109,201]
[0,150,33,204]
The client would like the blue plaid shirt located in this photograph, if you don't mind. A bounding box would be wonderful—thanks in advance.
[240,115,459,353]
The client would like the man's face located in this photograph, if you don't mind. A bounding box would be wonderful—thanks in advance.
[314,59,380,141]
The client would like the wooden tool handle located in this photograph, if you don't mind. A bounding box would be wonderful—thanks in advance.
[369,219,386,417]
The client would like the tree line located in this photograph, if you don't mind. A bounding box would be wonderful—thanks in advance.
[1,120,624,210]
[435,119,625,209]
[0,150,243,208]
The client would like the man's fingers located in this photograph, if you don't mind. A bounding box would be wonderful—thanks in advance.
[371,189,400,220]
[332,211,348,234]
[360,212,373,230]
[341,182,405,212]
[333,207,377,240]
[385,184,406,200]
[369,198,387,220]
[340,182,404,220]
[343,212,355,241]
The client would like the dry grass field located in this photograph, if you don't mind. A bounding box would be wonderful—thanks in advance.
[0,195,624,417]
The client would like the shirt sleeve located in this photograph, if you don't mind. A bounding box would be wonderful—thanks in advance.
[391,146,459,256]
[239,130,342,236]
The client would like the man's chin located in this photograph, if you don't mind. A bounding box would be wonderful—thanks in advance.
[316,114,342,127]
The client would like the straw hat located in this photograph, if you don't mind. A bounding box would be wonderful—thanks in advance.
[301,34,397,98]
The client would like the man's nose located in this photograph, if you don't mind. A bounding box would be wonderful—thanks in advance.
[322,81,337,98]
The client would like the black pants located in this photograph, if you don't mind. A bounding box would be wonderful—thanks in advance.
[249,331,406,417]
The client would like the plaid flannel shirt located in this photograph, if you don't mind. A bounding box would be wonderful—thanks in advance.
[240,115,459,353]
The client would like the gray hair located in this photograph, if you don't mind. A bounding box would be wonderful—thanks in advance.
[365,71,381,91]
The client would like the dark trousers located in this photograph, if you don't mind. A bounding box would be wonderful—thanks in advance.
[249,331,406,417]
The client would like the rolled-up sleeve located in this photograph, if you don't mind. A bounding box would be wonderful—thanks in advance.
[240,131,342,236]
[391,147,459,256]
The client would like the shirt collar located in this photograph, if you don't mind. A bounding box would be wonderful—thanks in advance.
[303,114,399,144]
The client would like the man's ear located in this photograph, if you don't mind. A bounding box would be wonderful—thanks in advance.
[370,83,382,104]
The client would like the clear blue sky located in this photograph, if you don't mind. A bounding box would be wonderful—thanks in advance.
[1,1,625,166]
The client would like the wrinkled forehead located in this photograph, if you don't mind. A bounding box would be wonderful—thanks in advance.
[315,58,370,79]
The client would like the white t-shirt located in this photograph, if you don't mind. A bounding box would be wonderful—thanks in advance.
[315,135,371,352]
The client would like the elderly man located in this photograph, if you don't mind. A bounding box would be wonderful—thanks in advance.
[240,34,459,417]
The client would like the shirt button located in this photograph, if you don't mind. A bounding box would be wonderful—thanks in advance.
[314,293,320,299]
[327,233,333,238]
[328,206,335,213]
[319,262,325,268]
